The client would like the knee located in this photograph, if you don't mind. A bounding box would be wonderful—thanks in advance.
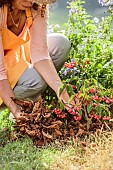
[24,76,47,93]
[35,76,47,91]
[14,76,47,99]
[48,33,71,71]
[22,75,47,91]
[55,33,71,53]
[60,34,71,52]
[48,33,71,53]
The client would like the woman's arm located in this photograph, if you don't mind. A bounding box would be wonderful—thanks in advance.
[0,35,21,118]
[29,6,74,106]
[30,6,63,96]
[34,59,62,96]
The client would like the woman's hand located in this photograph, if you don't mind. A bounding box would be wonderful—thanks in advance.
[14,110,23,120]
[58,87,75,111]
[8,101,23,120]
[9,110,24,122]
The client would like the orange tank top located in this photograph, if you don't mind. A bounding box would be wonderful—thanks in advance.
[0,5,32,105]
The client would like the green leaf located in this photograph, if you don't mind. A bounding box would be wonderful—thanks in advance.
[59,101,65,110]
[95,106,103,115]
[66,84,74,96]
[87,104,92,114]
[59,83,65,96]
[68,94,75,105]
[79,110,83,116]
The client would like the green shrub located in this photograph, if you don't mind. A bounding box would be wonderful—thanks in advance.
[54,0,113,121]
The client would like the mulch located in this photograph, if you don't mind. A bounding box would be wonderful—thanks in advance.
[1,96,113,147]
[13,96,113,146]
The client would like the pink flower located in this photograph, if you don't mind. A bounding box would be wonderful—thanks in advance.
[100,96,106,102]
[73,116,82,121]
[93,103,98,106]
[103,116,111,121]
[74,106,81,111]
[92,95,99,101]
[64,62,76,68]
[87,60,90,64]
[72,85,76,90]
[105,99,111,104]
[54,108,62,115]
[89,114,94,118]
[89,88,96,93]
[67,108,75,114]
[94,114,102,120]
[58,114,66,119]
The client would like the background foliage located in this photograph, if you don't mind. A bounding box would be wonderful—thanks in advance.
[48,0,113,122]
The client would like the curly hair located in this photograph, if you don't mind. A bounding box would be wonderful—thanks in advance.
[0,0,13,9]
[0,0,47,17]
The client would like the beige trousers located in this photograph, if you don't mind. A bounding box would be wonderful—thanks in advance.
[13,33,71,101]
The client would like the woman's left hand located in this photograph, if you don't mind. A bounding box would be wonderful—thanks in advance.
[58,87,75,111]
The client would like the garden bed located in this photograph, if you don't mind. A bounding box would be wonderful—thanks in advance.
[1,96,113,148]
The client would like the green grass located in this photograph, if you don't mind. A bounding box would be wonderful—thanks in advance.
[0,137,61,170]
[0,108,14,131]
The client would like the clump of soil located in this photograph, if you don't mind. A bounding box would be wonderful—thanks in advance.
[13,96,63,146]
[10,96,113,146]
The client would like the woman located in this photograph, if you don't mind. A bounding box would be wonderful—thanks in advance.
[0,0,72,119]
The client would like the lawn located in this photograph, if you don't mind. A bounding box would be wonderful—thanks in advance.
[0,126,113,170]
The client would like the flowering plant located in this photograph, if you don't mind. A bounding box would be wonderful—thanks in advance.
[44,0,113,126]
[98,0,113,6]
[52,0,113,124]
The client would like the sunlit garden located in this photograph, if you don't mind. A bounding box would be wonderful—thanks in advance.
[1,0,113,169]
